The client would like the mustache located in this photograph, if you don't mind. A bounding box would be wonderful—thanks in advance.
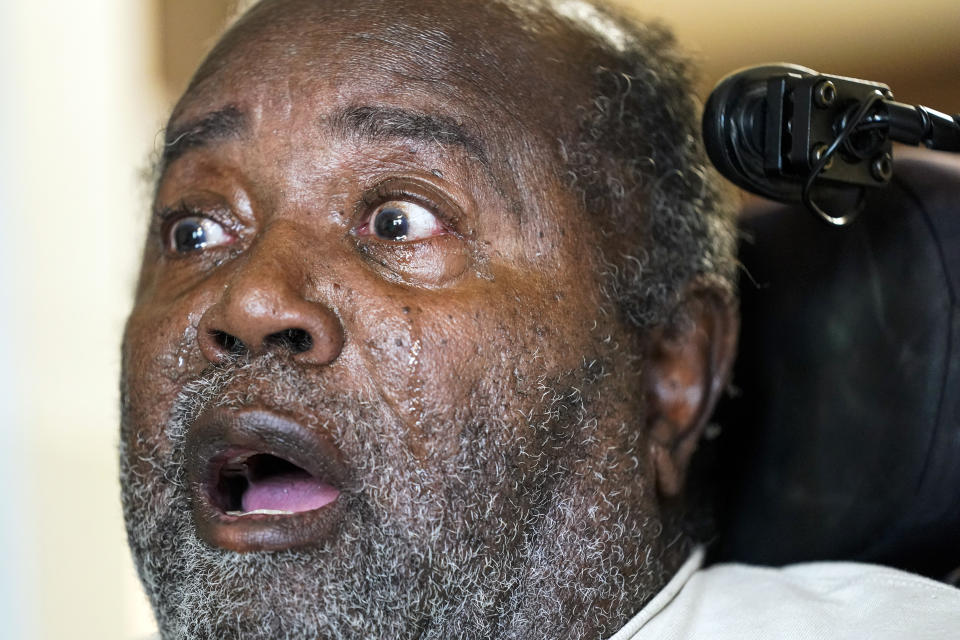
[166,352,380,441]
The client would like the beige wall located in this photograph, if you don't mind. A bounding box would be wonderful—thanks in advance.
[1,1,165,638]
[612,0,960,109]
[157,0,960,109]
[1,1,956,639]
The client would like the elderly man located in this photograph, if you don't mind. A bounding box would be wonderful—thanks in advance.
[120,0,960,638]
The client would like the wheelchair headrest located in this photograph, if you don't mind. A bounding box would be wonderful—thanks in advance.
[712,153,960,580]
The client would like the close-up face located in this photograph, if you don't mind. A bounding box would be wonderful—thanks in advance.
[120,0,734,637]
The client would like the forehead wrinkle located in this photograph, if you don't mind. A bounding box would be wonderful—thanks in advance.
[330,104,489,168]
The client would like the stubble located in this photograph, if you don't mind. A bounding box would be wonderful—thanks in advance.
[121,353,673,639]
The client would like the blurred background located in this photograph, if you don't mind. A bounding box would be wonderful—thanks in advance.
[0,0,956,638]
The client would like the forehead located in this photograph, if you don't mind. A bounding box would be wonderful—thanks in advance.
[173,0,592,149]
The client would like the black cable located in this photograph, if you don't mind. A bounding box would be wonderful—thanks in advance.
[802,90,886,225]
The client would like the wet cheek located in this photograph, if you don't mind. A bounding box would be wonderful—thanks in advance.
[346,272,603,447]
[349,299,478,452]
[127,291,210,377]
[121,347,180,466]
[391,300,527,418]
[121,296,210,453]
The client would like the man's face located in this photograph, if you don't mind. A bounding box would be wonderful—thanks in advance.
[121,1,681,637]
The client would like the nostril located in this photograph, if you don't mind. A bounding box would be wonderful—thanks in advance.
[264,328,313,354]
[211,330,246,355]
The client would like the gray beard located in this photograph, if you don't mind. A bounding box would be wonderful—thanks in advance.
[120,355,674,639]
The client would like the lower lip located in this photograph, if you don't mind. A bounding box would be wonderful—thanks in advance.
[192,495,348,552]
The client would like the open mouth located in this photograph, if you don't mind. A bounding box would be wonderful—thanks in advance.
[213,451,340,516]
[186,408,349,551]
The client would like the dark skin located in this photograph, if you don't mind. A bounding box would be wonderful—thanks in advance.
[122,0,736,632]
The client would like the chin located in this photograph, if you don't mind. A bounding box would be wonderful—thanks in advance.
[120,355,669,639]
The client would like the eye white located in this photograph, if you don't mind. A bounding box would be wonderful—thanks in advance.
[169,216,232,253]
[368,200,442,242]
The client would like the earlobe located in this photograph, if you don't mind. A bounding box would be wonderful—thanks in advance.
[646,284,738,498]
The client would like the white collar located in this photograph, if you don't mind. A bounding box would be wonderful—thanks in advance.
[607,547,705,640]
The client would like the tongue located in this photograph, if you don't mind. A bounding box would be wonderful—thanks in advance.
[242,470,339,513]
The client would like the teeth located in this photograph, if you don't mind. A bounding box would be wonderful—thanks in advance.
[221,455,252,478]
[226,509,295,517]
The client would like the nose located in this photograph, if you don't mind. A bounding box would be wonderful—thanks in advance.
[197,253,344,366]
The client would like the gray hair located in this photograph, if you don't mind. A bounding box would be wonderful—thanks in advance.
[555,1,738,329]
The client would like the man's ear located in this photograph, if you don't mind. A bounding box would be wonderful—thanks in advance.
[645,283,738,499]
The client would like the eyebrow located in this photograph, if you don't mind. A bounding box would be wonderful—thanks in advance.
[161,105,247,172]
[158,103,489,175]
[331,105,489,167]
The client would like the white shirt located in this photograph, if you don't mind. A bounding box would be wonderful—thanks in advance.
[140,549,960,639]
[610,548,960,640]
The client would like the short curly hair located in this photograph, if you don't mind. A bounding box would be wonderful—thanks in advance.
[548,0,738,329]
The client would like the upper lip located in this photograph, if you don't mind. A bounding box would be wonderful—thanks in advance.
[185,407,351,552]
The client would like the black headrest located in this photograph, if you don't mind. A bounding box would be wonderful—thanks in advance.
[710,153,960,579]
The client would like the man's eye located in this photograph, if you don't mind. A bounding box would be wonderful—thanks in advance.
[366,201,443,242]
[168,216,232,253]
